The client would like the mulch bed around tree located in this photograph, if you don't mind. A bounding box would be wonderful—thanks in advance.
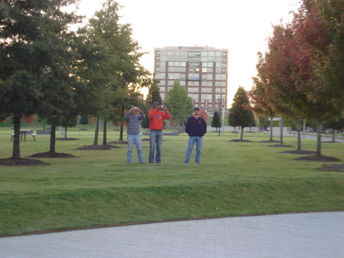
[229,139,253,142]
[319,164,344,172]
[30,152,77,158]
[108,141,128,145]
[280,150,316,155]
[0,158,49,166]
[76,144,120,151]
[295,155,341,162]
[56,138,80,141]
[268,144,293,148]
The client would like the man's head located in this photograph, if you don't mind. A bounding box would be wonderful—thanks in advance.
[152,101,161,109]
[130,106,140,114]
[193,107,201,116]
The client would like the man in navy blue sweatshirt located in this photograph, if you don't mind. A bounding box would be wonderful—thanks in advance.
[184,107,207,164]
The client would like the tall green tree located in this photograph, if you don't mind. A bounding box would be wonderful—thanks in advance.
[211,111,222,135]
[78,0,146,146]
[0,0,80,160]
[165,80,193,127]
[228,87,255,141]
[146,79,162,105]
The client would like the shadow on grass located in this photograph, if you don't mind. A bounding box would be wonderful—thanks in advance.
[259,140,280,143]
[295,155,340,162]
[280,150,316,155]
[77,144,120,151]
[319,164,344,172]
[268,144,293,148]
[0,158,49,166]
[56,138,80,141]
[229,139,254,143]
[108,141,128,145]
[30,152,77,158]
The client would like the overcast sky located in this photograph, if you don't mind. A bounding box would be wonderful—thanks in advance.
[72,0,301,105]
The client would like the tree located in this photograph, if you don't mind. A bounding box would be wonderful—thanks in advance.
[165,80,193,127]
[146,79,162,105]
[78,0,145,146]
[250,53,277,142]
[228,87,255,141]
[324,117,344,143]
[211,111,222,135]
[0,0,80,161]
[260,0,343,157]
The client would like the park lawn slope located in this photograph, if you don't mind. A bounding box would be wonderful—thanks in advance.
[0,131,344,236]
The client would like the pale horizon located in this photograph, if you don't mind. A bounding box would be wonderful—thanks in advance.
[72,0,301,106]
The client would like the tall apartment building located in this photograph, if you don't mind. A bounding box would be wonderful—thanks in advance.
[153,46,228,112]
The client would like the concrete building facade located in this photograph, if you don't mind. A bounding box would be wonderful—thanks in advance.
[153,46,228,112]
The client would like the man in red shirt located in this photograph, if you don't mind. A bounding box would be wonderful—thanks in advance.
[148,102,171,163]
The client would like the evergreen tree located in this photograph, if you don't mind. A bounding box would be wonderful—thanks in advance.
[0,0,80,160]
[211,111,222,135]
[146,79,162,105]
[228,87,255,141]
[165,80,193,127]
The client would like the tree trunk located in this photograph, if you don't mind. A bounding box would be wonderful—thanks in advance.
[218,127,220,136]
[240,126,244,141]
[103,119,107,145]
[12,114,21,159]
[119,104,125,142]
[64,126,68,140]
[297,120,302,151]
[279,118,284,145]
[332,129,336,143]
[269,117,273,142]
[49,124,56,153]
[93,116,100,145]
[316,124,322,157]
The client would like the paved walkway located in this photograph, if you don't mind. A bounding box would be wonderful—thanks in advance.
[1,212,343,258]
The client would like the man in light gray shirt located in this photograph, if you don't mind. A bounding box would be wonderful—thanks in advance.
[124,106,144,163]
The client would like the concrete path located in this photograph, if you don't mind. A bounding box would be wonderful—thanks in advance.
[1,212,343,258]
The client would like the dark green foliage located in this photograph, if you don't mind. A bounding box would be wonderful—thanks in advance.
[0,0,80,158]
[146,80,162,105]
[228,88,255,128]
[211,111,222,129]
[165,80,193,127]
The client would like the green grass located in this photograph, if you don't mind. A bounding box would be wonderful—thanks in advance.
[0,128,344,237]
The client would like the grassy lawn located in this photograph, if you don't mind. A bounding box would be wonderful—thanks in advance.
[0,127,344,237]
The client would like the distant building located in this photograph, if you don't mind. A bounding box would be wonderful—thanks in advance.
[153,46,228,112]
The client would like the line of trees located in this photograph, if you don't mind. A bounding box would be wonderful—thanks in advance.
[0,0,152,161]
[249,0,344,157]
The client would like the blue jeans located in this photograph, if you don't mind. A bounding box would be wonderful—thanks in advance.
[149,130,162,163]
[127,134,144,163]
[184,136,203,164]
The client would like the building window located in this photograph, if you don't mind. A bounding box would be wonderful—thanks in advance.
[188,51,201,58]
[201,87,212,93]
[155,73,165,80]
[215,81,226,87]
[201,81,213,86]
[216,74,226,80]
[201,94,212,101]
[202,74,213,81]
[188,87,199,93]
[188,73,200,80]
[188,81,200,86]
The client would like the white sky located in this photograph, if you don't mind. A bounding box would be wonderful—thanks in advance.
[72,0,300,105]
